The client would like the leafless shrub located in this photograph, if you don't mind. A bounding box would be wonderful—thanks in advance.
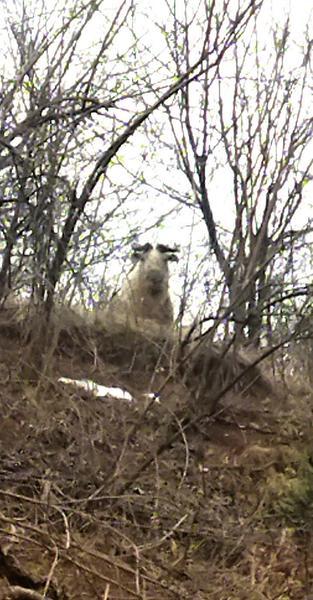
[179,336,273,414]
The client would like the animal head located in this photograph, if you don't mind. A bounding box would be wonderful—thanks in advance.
[131,242,179,296]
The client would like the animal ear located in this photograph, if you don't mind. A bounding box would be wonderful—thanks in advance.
[167,253,179,262]
[157,244,179,262]
[131,242,152,263]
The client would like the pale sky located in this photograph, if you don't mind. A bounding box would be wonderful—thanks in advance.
[0,0,312,317]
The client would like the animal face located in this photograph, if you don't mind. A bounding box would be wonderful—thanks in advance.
[131,243,179,296]
[131,243,179,264]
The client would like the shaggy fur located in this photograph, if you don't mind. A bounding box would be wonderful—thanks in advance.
[97,244,179,334]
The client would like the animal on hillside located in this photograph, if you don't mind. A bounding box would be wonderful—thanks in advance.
[97,242,179,333]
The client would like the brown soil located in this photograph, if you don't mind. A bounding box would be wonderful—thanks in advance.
[1,310,313,599]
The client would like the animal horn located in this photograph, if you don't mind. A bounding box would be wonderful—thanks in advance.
[131,242,153,253]
[157,244,180,253]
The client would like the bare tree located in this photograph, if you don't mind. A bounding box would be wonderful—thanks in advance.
[0,0,261,324]
[164,1,313,344]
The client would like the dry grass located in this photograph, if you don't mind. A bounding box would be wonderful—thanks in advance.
[1,304,313,599]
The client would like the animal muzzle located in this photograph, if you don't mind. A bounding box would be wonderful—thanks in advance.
[146,270,165,294]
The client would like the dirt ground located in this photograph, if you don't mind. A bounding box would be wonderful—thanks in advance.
[1,312,313,599]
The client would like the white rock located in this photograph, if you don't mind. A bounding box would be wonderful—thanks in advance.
[58,377,134,402]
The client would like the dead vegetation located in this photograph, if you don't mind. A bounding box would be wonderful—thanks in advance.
[1,305,313,599]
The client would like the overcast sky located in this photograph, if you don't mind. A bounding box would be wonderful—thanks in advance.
[0,0,312,315]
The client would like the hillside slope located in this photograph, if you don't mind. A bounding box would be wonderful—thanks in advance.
[0,310,313,599]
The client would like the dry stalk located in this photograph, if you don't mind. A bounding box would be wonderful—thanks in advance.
[42,544,59,599]
[7,587,52,600]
